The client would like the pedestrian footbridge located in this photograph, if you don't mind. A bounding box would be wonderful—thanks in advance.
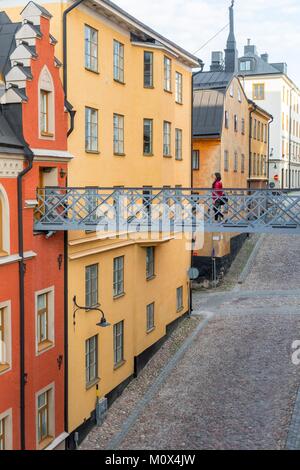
[34,187,300,235]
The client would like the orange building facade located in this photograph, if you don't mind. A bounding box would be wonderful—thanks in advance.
[0,4,71,450]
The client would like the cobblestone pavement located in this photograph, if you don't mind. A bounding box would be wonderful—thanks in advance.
[81,235,300,450]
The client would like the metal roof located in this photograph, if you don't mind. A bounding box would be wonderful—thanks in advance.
[21,1,52,19]
[193,70,234,90]
[0,14,21,76]
[0,111,24,153]
[193,88,225,137]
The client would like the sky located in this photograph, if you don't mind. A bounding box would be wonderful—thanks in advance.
[115,0,300,84]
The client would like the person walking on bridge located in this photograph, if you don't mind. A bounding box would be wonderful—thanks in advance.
[212,172,225,221]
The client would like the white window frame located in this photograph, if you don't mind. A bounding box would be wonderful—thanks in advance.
[35,287,55,356]
[176,286,183,311]
[163,121,171,156]
[164,56,172,92]
[113,40,124,83]
[85,335,98,385]
[146,303,155,332]
[175,71,183,104]
[0,183,11,256]
[113,114,125,155]
[85,107,98,152]
[38,66,55,139]
[85,264,99,308]
[85,24,98,72]
[192,150,200,170]
[175,128,183,161]
[113,256,124,297]
[35,383,55,449]
[0,300,12,375]
[0,409,13,450]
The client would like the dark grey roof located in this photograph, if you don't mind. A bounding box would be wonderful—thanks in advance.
[49,33,57,45]
[0,112,24,152]
[8,85,28,101]
[193,70,234,90]
[0,16,21,76]
[21,1,52,19]
[238,52,286,76]
[193,88,225,137]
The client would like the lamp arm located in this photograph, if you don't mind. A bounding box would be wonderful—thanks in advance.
[73,295,105,318]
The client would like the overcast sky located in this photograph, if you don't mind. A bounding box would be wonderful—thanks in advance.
[115,0,300,84]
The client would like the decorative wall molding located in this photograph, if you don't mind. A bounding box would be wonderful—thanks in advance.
[0,158,23,177]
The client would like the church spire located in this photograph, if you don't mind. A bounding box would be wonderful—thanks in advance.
[225,0,238,73]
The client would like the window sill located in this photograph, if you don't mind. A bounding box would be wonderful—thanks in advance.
[176,306,184,313]
[113,79,125,85]
[0,250,8,257]
[86,377,100,390]
[86,150,100,155]
[163,154,172,158]
[114,153,126,157]
[146,275,156,282]
[164,89,172,94]
[175,158,183,162]
[113,292,126,300]
[175,101,183,106]
[0,363,10,375]
[85,67,100,75]
[143,153,154,157]
[146,327,155,335]
[38,436,54,450]
[144,85,154,89]
[38,340,54,354]
[40,132,54,138]
[114,360,126,371]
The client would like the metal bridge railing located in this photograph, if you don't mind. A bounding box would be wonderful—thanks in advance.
[34,187,300,235]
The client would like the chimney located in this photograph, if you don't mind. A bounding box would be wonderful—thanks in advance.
[244,39,257,56]
[224,1,238,73]
[261,53,269,63]
[210,51,224,72]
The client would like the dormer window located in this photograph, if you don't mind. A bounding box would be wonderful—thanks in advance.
[38,66,54,138]
[240,60,252,72]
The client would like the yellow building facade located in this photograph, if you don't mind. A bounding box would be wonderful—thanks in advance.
[5,0,199,446]
[192,76,250,275]
[248,100,272,189]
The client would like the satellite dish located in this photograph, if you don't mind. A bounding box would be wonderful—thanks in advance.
[188,267,199,280]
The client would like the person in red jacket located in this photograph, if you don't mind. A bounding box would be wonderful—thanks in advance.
[212,172,224,221]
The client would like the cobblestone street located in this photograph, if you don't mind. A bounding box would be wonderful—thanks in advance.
[81,234,300,450]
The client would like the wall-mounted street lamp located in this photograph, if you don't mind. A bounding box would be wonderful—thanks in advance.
[73,295,110,328]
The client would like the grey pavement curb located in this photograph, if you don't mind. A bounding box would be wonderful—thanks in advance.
[105,313,214,450]
[238,234,265,285]
[286,385,300,449]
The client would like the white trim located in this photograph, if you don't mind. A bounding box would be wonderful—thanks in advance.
[35,286,55,356]
[31,148,73,159]
[0,184,10,255]
[44,431,69,450]
[0,408,13,450]
[0,251,37,266]
[35,382,55,449]
[25,199,38,208]
[0,300,12,375]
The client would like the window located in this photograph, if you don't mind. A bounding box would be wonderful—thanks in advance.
[241,118,245,135]
[240,60,251,72]
[39,66,54,138]
[85,264,98,308]
[253,153,257,176]
[144,51,153,88]
[230,84,234,97]
[0,417,5,450]
[234,114,238,132]
[37,293,48,346]
[192,150,200,170]
[143,119,153,155]
[113,114,124,155]
[85,335,98,385]
[163,121,171,156]
[40,90,50,135]
[113,256,124,297]
[175,129,182,160]
[176,286,183,311]
[146,247,155,279]
[225,111,229,129]
[146,303,155,332]
[113,321,124,366]
[238,88,242,103]
[241,154,245,173]
[0,411,11,450]
[253,119,257,139]
[113,40,124,82]
[85,25,98,72]
[85,107,98,152]
[37,391,50,443]
[175,72,183,103]
[234,152,238,172]
[224,150,229,172]
[35,289,54,354]
[0,308,4,367]
[257,122,261,141]
[0,303,11,374]
[253,83,265,100]
[164,56,171,92]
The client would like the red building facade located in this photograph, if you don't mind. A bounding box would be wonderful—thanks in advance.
[0,2,71,450]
